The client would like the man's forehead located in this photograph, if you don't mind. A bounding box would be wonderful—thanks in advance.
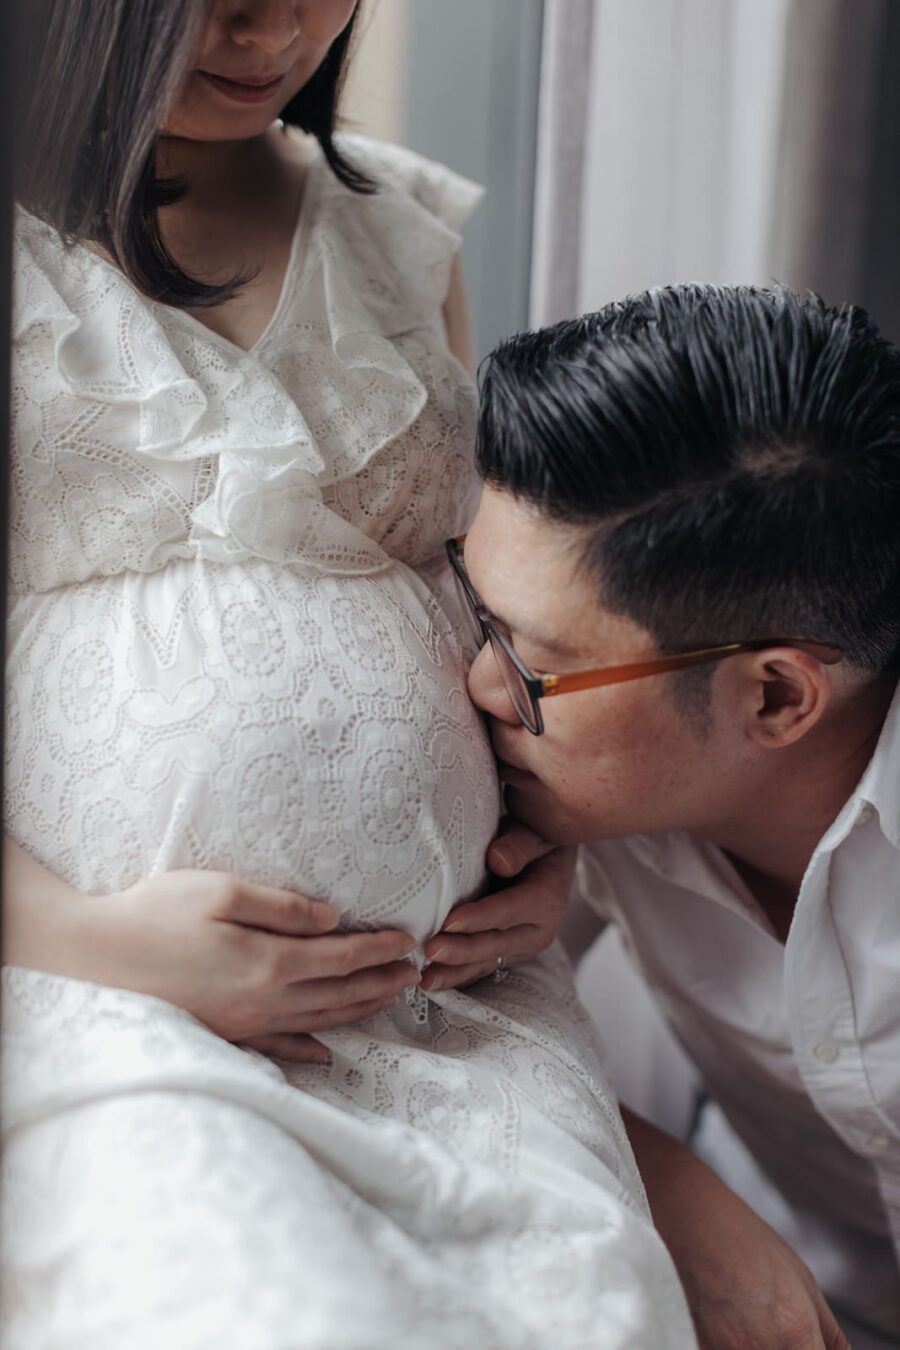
[466,488,601,651]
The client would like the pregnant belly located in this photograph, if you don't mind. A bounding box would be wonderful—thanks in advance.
[5,558,500,942]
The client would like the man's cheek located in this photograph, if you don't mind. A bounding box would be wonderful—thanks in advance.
[555,758,631,828]
[529,759,596,821]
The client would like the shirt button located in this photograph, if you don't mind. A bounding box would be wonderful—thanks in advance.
[856,804,874,826]
[863,1134,891,1155]
[813,1039,841,1063]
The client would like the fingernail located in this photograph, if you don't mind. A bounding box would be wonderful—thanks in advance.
[429,945,448,961]
[490,846,514,873]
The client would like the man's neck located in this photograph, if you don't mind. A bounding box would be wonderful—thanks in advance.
[708,679,895,940]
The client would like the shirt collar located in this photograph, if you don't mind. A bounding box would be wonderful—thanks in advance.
[821,676,900,855]
[622,677,900,909]
[625,830,773,929]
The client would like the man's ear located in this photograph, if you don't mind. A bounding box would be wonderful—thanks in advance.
[740,647,833,748]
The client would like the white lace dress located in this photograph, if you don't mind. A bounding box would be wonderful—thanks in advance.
[3,134,696,1349]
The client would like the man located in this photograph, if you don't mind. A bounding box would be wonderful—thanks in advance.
[456,285,900,1350]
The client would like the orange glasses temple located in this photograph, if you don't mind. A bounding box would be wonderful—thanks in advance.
[539,640,843,698]
[451,536,843,695]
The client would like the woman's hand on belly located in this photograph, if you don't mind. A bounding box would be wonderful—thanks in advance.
[111,870,421,1059]
[421,822,575,991]
[46,867,420,1062]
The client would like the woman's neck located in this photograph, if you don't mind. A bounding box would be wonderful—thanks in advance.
[156,127,281,205]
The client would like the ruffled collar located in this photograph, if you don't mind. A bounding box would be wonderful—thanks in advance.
[13,135,475,579]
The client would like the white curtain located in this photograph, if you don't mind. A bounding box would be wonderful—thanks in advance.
[532,0,890,326]
[530,0,597,327]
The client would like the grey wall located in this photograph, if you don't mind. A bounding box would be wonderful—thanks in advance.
[404,0,544,360]
[858,0,900,345]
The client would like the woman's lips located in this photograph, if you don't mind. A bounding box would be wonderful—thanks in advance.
[198,71,286,104]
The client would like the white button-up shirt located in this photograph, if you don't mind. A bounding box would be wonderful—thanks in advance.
[576,682,900,1341]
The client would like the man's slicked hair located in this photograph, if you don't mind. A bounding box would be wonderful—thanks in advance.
[476,284,900,677]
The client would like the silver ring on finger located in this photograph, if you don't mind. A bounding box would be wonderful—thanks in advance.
[493,955,510,984]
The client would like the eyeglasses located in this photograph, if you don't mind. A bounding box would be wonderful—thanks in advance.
[446,536,843,735]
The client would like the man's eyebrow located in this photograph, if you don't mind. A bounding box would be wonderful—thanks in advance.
[488,606,587,661]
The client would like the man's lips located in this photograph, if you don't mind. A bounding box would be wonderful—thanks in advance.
[496,758,537,786]
[198,71,287,103]
[490,724,538,784]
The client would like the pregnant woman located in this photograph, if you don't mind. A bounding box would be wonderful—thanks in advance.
[3,2,695,1345]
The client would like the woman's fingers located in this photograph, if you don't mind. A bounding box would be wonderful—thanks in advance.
[273,993,402,1034]
[222,878,339,935]
[486,819,558,879]
[242,992,406,1049]
[280,959,421,1012]
[272,928,417,982]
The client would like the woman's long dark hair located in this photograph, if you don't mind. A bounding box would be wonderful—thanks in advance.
[16,0,371,308]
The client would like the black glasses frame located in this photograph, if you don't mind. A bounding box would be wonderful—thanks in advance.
[446,536,844,736]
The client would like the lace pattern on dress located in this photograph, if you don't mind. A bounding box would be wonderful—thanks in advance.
[4,135,697,1348]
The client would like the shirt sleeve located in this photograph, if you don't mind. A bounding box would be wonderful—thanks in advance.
[560,844,613,965]
[574,842,618,921]
[337,134,484,237]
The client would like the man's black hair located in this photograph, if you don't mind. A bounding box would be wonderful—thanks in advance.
[477,284,900,680]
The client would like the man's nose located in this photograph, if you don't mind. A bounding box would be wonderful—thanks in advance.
[467,642,520,724]
[231,1,300,53]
